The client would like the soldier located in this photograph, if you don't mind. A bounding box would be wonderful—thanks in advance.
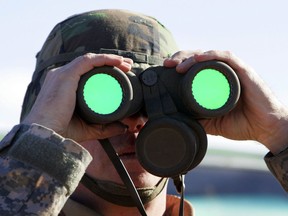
[0,9,287,215]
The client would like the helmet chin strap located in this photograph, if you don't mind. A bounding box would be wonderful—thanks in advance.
[80,138,187,216]
[81,174,167,207]
[80,138,167,216]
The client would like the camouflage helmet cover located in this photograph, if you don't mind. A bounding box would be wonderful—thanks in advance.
[20,9,178,121]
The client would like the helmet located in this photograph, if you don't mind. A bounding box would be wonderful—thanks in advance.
[20,9,178,121]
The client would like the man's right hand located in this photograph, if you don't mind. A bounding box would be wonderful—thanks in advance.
[22,53,132,142]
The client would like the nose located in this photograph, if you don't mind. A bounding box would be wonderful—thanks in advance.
[121,113,147,133]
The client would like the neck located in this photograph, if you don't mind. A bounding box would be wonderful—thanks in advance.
[72,183,168,216]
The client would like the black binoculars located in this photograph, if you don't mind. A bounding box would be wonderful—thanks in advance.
[76,60,241,177]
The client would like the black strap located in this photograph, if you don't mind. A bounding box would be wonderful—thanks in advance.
[35,48,164,74]
[97,138,147,216]
[179,175,185,216]
[173,175,186,216]
[80,174,167,207]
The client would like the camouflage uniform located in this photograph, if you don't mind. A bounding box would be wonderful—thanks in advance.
[0,123,92,215]
[265,150,288,192]
[0,9,287,216]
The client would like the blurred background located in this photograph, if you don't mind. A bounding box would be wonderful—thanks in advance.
[1,0,287,215]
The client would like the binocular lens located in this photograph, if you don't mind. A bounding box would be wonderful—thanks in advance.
[191,68,230,110]
[83,73,123,115]
[77,66,135,124]
[181,60,240,118]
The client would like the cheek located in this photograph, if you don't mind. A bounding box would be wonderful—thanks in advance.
[80,140,114,177]
[80,140,162,187]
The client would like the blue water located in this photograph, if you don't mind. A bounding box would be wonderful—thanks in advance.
[187,195,288,216]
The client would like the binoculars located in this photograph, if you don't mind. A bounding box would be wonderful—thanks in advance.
[76,60,241,177]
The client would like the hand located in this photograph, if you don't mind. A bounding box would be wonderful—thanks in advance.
[164,50,288,154]
[22,53,132,142]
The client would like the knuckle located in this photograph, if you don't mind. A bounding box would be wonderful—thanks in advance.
[79,53,109,64]
[80,52,95,62]
[223,50,234,59]
[205,50,217,55]
[171,50,184,57]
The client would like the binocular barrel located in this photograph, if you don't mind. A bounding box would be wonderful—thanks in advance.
[76,60,240,123]
[76,66,143,124]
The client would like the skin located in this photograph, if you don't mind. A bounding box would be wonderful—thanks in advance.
[164,50,288,154]
[22,50,288,215]
[23,53,166,215]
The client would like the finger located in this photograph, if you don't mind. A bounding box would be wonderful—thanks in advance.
[80,122,128,142]
[169,50,192,59]
[163,57,182,68]
[163,51,191,68]
[194,50,259,92]
[116,57,134,72]
[115,61,133,72]
[61,53,126,78]
[164,50,203,72]
[175,50,203,73]
[123,57,134,65]
[175,57,198,73]
[194,50,247,71]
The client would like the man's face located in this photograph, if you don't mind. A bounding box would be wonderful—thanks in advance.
[80,114,162,188]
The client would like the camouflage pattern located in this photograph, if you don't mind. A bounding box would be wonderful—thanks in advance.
[20,9,178,121]
[0,124,92,215]
[0,10,180,215]
[4,8,287,216]
[2,125,288,215]
[265,148,288,192]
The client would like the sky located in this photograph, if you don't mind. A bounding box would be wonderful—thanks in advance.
[1,0,288,153]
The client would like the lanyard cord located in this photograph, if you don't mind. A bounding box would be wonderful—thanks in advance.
[98,138,147,216]
[179,175,185,216]
[173,175,186,216]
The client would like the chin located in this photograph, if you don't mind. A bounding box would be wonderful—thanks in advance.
[127,169,162,188]
[107,161,161,188]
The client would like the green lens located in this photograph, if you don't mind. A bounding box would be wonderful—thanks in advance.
[83,73,123,115]
[191,69,230,110]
